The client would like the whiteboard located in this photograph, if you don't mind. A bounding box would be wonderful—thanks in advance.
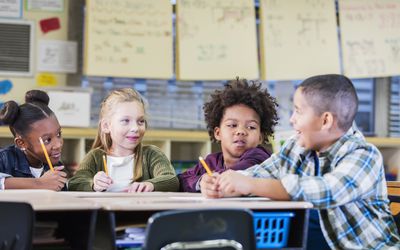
[176,0,259,80]
[259,0,340,81]
[83,0,173,79]
[339,0,400,78]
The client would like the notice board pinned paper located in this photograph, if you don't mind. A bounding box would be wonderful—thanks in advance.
[37,73,57,86]
[47,89,91,127]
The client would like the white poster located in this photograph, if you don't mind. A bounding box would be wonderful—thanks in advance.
[0,0,22,18]
[27,0,63,12]
[38,40,77,73]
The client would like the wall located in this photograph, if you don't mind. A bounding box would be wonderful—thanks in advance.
[0,1,69,103]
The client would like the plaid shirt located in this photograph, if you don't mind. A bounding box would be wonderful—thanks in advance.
[242,126,400,249]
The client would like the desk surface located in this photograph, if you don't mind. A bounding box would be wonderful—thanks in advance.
[0,190,313,211]
[0,190,100,211]
[62,191,197,198]
[82,193,313,211]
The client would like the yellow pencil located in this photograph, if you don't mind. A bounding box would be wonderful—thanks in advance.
[199,156,212,176]
[39,137,54,172]
[102,155,109,175]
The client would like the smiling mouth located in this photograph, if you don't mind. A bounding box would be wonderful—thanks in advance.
[127,136,140,141]
[51,153,61,158]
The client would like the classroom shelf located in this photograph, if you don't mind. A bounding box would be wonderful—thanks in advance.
[0,126,212,165]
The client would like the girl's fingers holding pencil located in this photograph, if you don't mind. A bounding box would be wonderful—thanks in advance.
[93,171,113,192]
[54,165,65,171]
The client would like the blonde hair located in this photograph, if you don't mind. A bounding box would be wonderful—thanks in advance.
[92,88,147,181]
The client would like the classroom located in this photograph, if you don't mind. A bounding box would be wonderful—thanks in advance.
[0,0,400,249]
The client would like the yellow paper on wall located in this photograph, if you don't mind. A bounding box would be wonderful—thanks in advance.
[37,73,58,86]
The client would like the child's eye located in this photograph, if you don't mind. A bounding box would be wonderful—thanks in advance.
[138,119,146,125]
[43,138,51,145]
[247,126,257,130]
[227,124,237,128]
[57,131,62,138]
[120,119,130,124]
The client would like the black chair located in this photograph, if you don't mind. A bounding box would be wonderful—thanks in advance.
[142,209,256,250]
[0,202,34,250]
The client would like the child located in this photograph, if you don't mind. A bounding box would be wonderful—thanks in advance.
[179,78,278,192]
[202,74,400,249]
[0,90,67,190]
[68,88,179,192]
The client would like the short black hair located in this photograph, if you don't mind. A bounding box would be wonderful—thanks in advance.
[299,74,358,131]
[0,90,55,137]
[203,78,278,145]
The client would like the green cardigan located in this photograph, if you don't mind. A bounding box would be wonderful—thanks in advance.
[68,145,179,192]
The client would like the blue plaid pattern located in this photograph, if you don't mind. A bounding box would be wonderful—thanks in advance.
[243,126,400,249]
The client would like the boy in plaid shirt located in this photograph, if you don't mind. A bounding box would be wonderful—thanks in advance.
[201,74,400,249]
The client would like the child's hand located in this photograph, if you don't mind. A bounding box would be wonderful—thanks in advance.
[39,166,67,191]
[93,171,113,192]
[217,170,252,196]
[200,173,222,198]
[124,182,154,193]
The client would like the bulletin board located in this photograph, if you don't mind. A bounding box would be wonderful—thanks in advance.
[339,0,400,78]
[83,0,173,79]
[176,0,259,81]
[259,0,340,81]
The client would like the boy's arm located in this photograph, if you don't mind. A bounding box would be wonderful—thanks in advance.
[178,162,206,192]
[217,170,290,200]
[281,146,384,208]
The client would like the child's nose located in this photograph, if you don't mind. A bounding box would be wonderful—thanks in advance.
[130,124,139,132]
[236,126,246,135]
[289,113,295,125]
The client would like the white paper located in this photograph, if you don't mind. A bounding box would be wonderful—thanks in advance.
[48,91,91,127]
[38,40,77,73]
[0,0,22,18]
[27,0,63,12]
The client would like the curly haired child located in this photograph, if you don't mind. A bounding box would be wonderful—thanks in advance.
[178,78,278,192]
[0,90,67,190]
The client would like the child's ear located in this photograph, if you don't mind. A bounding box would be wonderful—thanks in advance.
[321,112,334,131]
[214,127,221,141]
[101,119,111,133]
[14,136,27,151]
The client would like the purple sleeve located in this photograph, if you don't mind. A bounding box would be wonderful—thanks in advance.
[228,146,271,171]
[178,162,207,192]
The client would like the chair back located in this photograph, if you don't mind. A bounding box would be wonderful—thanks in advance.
[143,209,256,250]
[0,202,34,250]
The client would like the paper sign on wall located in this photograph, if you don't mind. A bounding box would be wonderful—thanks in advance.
[26,0,63,12]
[47,90,91,127]
[38,40,77,73]
[37,73,57,86]
[0,0,22,18]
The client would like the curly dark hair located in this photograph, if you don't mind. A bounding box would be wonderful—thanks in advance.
[204,78,278,145]
[0,90,53,137]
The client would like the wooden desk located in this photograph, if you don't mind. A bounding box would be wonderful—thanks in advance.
[83,193,312,250]
[0,190,100,250]
[387,181,400,215]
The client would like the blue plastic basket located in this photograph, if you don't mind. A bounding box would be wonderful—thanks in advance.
[253,212,294,249]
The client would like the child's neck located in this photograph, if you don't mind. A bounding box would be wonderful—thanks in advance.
[316,129,346,154]
[223,156,239,169]
[108,147,135,157]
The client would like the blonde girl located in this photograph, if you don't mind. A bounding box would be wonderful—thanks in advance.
[68,88,179,192]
